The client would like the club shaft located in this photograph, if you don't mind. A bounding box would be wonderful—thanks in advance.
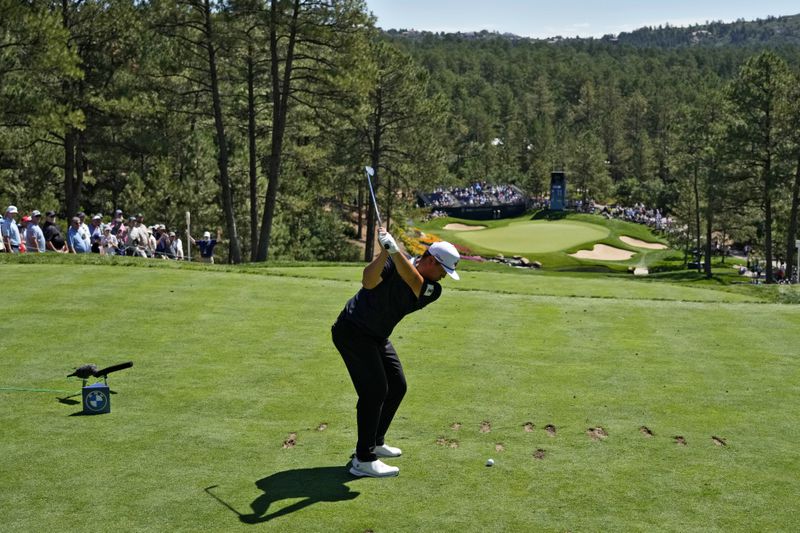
[365,170,383,228]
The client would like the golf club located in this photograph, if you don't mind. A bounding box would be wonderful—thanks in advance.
[364,166,383,228]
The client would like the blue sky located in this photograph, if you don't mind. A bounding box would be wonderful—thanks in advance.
[365,0,800,38]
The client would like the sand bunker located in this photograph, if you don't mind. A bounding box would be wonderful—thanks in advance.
[619,236,667,250]
[570,244,635,261]
[444,223,486,231]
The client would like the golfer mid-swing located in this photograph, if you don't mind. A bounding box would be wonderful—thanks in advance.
[332,228,460,478]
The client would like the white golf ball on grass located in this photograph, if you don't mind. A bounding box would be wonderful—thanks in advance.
[485,458,494,466]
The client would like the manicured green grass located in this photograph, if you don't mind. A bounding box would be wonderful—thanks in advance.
[454,219,610,254]
[2,261,799,532]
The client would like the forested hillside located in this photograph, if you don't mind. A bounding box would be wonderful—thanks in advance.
[386,23,800,282]
[2,2,800,281]
[611,13,800,47]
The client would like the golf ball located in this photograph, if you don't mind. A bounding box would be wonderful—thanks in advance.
[486,458,494,466]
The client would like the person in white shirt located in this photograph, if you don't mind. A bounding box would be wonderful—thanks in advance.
[77,212,91,249]
[100,226,118,255]
[2,205,21,253]
[169,231,184,260]
[126,214,149,257]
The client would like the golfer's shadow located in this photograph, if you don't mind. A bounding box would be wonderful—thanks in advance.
[237,466,359,523]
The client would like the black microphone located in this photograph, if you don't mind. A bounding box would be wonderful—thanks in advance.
[93,361,134,378]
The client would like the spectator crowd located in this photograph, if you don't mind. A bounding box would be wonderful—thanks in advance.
[2,204,222,262]
[425,182,525,209]
[574,199,675,232]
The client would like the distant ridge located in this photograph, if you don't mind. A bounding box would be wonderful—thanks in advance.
[383,13,800,48]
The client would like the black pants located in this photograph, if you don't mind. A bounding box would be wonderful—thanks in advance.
[332,319,407,462]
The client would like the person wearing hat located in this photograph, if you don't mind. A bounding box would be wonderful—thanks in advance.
[89,214,103,242]
[25,210,46,253]
[126,214,149,257]
[76,211,91,250]
[331,227,460,478]
[19,215,33,252]
[189,228,222,264]
[43,211,68,252]
[100,225,118,256]
[2,205,21,253]
[168,231,184,260]
[154,225,170,259]
[109,210,127,242]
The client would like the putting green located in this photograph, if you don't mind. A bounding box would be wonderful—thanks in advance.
[456,219,610,254]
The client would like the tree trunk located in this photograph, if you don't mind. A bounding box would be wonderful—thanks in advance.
[64,129,77,217]
[256,0,299,262]
[203,0,241,264]
[356,181,363,239]
[693,166,701,272]
[785,157,800,281]
[75,130,85,214]
[247,43,258,261]
[764,157,774,283]
[386,171,393,230]
[704,206,713,278]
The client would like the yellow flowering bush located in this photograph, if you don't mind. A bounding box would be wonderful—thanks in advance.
[396,227,431,256]
[396,226,476,258]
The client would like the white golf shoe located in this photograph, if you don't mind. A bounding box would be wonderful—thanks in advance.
[349,457,399,478]
[372,443,402,458]
[350,444,403,458]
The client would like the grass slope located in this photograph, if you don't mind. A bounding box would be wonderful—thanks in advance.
[1,262,799,532]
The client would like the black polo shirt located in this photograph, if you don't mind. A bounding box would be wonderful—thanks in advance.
[338,256,442,339]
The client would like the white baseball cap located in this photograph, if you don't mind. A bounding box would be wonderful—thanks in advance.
[429,241,460,280]
[6,205,18,214]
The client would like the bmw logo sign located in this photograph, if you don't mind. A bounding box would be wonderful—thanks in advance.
[85,390,109,412]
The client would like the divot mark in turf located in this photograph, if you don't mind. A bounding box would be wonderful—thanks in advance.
[436,437,459,448]
[480,421,492,433]
[712,436,727,446]
[316,423,327,431]
[587,427,608,440]
[640,426,653,437]
[674,436,687,446]
[450,422,462,431]
[495,443,505,452]
[523,422,535,432]
[533,449,546,460]
[282,433,297,448]
[545,424,557,436]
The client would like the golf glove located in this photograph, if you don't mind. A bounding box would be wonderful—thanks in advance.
[378,231,399,254]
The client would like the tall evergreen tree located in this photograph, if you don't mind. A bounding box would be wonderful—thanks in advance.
[353,39,448,260]
[727,51,793,283]
[254,0,370,261]
[151,0,243,263]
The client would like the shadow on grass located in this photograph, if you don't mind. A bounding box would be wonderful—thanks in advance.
[206,465,360,524]
[648,269,731,285]
[531,209,568,221]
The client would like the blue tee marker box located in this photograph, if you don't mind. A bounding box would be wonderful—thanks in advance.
[82,382,111,415]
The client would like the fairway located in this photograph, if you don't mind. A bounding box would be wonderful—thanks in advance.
[455,220,610,254]
[2,262,799,532]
